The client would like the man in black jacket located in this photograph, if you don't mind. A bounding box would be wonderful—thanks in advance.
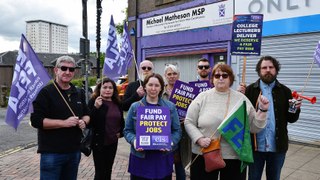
[31,56,90,180]
[122,60,154,111]
[238,56,302,180]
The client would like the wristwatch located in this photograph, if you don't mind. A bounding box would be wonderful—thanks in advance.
[258,107,268,112]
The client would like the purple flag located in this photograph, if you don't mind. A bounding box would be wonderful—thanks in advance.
[103,15,121,81]
[5,34,51,130]
[314,41,320,67]
[119,23,133,76]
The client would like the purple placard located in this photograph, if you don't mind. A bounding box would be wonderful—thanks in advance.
[314,41,320,67]
[231,14,264,56]
[189,80,213,93]
[169,80,200,118]
[136,106,171,150]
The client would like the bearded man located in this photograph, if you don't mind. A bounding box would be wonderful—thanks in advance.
[196,58,211,81]
[238,55,302,180]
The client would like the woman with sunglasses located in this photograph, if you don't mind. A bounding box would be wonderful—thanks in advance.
[88,78,124,180]
[124,73,182,180]
[184,64,270,180]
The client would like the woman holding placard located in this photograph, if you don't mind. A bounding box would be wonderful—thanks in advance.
[124,73,181,180]
[163,64,191,180]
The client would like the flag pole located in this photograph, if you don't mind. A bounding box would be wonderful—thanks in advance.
[131,49,142,86]
[184,129,219,171]
[301,59,315,95]
[241,56,247,85]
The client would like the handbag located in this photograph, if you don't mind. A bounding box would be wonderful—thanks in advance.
[80,128,93,156]
[201,138,226,172]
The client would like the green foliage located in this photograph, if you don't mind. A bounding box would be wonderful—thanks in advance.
[0,77,98,107]
[1,87,10,107]
[100,53,105,67]
[115,8,128,35]
[71,76,97,88]
[116,23,124,35]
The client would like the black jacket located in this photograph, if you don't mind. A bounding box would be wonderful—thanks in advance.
[88,98,124,148]
[122,80,143,111]
[31,82,89,153]
[245,79,300,152]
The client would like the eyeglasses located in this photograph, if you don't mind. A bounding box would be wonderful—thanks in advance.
[59,66,75,72]
[214,74,229,79]
[141,66,152,71]
[198,65,210,70]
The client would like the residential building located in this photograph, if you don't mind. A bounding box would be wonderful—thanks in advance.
[26,20,68,54]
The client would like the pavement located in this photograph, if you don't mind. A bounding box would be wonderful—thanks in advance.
[0,105,320,179]
[0,139,320,180]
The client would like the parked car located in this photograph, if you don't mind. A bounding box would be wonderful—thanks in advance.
[117,75,128,99]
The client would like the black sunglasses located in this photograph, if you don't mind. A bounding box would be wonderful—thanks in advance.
[141,66,152,71]
[214,74,229,79]
[59,66,75,72]
[198,65,210,70]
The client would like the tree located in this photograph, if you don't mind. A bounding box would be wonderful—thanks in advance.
[115,8,128,35]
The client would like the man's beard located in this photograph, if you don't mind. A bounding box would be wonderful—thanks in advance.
[260,73,276,84]
[200,72,209,79]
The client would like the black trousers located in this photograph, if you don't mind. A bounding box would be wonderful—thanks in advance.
[190,153,246,180]
[92,142,118,180]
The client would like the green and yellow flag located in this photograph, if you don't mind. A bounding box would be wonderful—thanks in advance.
[218,100,253,172]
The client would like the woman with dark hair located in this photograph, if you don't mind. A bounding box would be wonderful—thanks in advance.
[124,73,182,180]
[88,77,124,180]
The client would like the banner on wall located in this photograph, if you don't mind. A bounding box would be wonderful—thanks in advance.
[142,0,233,36]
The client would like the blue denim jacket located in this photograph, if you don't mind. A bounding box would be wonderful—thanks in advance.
[123,96,182,158]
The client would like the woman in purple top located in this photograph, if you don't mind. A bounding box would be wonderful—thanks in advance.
[88,78,124,180]
[124,73,182,180]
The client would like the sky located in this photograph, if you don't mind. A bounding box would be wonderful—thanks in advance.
[0,0,128,53]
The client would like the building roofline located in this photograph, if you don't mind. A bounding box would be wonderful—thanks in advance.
[26,20,68,27]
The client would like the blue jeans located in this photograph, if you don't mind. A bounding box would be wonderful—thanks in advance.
[249,151,286,180]
[40,151,81,180]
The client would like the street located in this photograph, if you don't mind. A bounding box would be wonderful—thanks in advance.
[0,108,37,157]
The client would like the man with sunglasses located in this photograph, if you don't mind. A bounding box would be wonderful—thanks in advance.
[31,56,90,180]
[122,60,154,111]
[197,58,211,81]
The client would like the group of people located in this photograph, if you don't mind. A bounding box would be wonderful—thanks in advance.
[30,55,302,180]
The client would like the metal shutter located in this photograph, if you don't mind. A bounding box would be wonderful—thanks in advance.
[149,55,202,82]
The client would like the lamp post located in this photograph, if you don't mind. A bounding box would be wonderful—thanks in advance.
[81,0,90,103]
[96,0,103,79]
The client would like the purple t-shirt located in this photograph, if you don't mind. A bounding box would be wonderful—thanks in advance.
[103,101,121,145]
